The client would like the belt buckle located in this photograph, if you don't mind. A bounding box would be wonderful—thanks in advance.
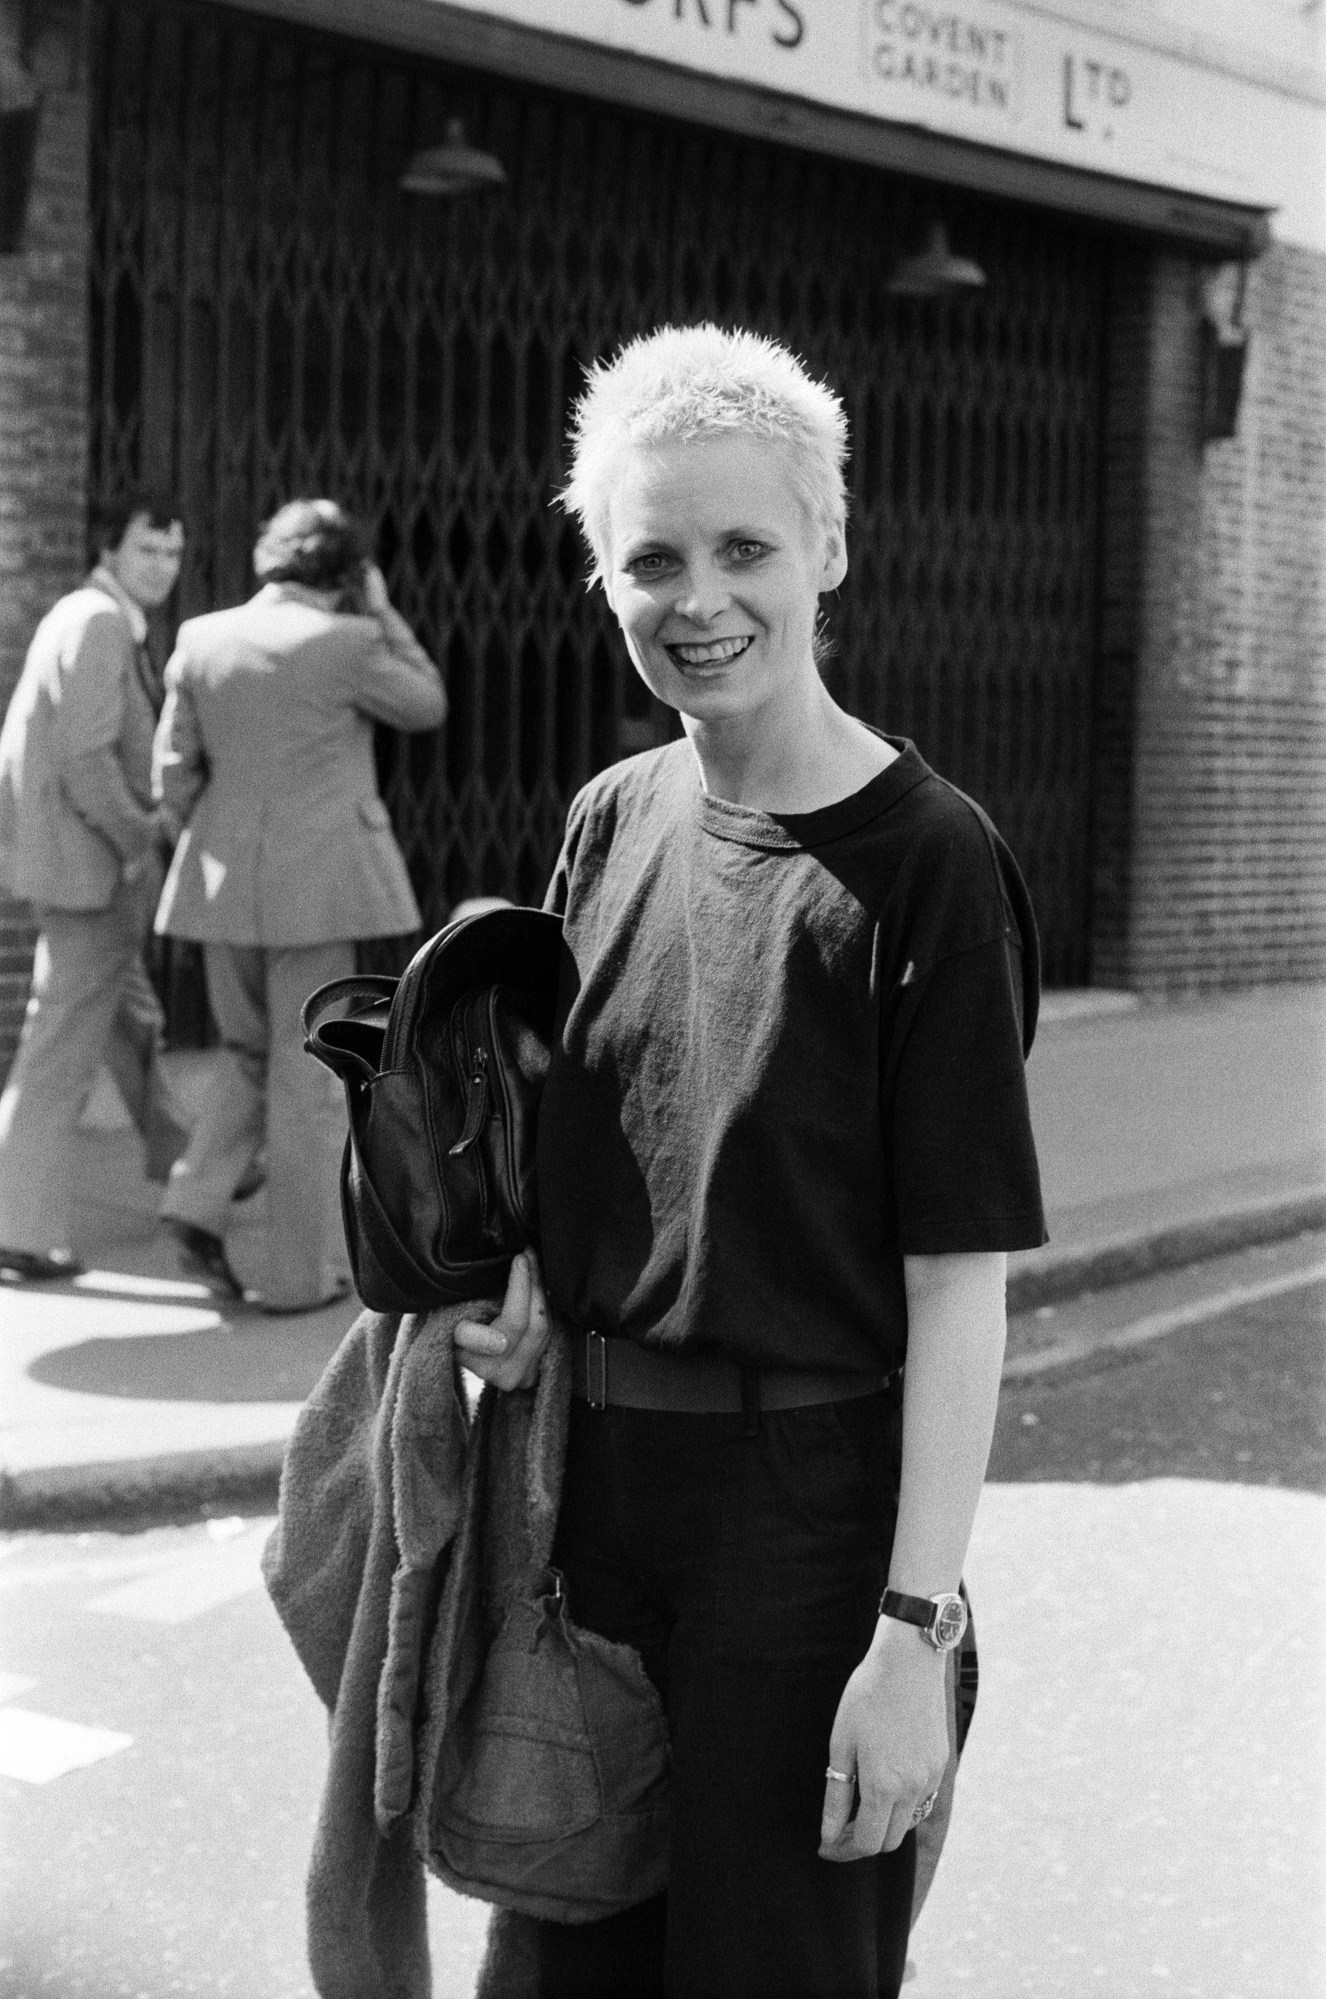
[585,1330,608,1410]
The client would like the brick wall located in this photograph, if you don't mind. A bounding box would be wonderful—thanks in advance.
[1088,241,1149,986]
[0,0,89,1073]
[1103,241,1326,992]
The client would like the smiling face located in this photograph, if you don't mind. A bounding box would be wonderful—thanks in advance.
[102,512,185,610]
[602,433,846,736]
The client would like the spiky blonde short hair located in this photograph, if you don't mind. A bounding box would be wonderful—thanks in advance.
[562,323,849,585]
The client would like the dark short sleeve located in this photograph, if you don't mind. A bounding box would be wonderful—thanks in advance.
[543,853,569,918]
[542,784,592,917]
[891,932,1047,1254]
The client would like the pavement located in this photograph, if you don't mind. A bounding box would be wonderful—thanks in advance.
[0,979,1322,1527]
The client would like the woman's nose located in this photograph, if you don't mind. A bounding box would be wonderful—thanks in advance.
[674,564,731,624]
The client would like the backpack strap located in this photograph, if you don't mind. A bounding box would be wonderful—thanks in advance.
[302,975,398,1085]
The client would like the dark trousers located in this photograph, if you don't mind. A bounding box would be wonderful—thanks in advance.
[529,1390,914,1999]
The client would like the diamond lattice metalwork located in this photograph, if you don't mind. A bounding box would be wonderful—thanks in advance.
[90,0,1106,989]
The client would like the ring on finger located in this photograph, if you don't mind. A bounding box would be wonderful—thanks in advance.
[910,1790,939,1825]
[825,1766,854,1785]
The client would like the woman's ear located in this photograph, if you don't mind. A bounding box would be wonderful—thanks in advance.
[820,522,848,593]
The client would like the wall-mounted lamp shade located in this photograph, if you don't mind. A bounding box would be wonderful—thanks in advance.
[0,54,41,255]
[887,222,987,299]
[0,104,39,252]
[1200,317,1249,442]
[400,119,507,197]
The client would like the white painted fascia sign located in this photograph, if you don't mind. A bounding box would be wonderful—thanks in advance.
[428,0,1326,249]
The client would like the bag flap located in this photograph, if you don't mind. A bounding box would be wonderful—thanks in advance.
[386,907,563,1070]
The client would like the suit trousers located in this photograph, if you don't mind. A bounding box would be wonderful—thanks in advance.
[524,1390,916,1999]
[0,874,182,1255]
[162,939,353,1308]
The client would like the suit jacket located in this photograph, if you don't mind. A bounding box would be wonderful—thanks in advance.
[153,583,445,946]
[0,576,160,911]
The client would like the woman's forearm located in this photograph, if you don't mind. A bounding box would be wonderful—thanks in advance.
[885,1251,1008,1600]
[821,1250,1008,1859]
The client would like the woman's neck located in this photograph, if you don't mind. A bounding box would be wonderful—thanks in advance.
[684,682,897,814]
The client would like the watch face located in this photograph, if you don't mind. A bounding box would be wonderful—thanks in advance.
[932,1594,967,1650]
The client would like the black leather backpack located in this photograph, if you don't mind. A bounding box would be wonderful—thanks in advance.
[302,906,565,1312]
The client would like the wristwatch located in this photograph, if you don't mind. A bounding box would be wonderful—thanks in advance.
[879,1587,968,1653]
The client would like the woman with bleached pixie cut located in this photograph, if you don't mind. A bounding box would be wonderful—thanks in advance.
[455,324,1046,1997]
[563,321,850,584]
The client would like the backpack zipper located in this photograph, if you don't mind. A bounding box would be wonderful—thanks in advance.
[449,1042,490,1157]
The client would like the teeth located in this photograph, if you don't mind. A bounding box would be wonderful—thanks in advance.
[669,636,751,665]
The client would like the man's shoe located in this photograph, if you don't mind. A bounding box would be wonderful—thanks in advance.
[0,1247,85,1282]
[163,1219,246,1301]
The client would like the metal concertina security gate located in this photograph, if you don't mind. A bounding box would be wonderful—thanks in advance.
[90,0,1107,990]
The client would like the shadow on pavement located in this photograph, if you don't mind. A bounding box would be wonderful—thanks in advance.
[26,1318,349,1405]
[991,1284,1326,1494]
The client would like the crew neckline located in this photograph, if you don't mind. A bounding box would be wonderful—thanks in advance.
[693,735,930,851]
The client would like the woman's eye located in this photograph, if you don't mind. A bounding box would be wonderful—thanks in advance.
[627,552,673,577]
[729,540,768,562]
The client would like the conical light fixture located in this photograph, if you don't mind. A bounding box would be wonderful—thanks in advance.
[400,118,507,197]
[888,222,987,299]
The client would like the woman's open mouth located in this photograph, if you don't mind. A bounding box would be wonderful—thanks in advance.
[665,635,754,668]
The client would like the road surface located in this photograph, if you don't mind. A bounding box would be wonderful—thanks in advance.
[1,1233,1322,1998]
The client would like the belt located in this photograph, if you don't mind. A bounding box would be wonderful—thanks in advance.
[570,1330,900,1415]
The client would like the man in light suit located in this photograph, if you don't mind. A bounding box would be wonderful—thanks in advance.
[153,499,446,1312]
[0,494,188,1279]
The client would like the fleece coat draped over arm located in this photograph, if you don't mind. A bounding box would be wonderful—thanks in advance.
[262,1306,442,1998]
[262,1301,566,1999]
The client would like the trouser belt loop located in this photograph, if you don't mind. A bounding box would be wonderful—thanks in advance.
[739,1365,761,1437]
[585,1330,608,1411]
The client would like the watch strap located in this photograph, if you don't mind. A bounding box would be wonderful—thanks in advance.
[879,1586,967,1653]
[878,1587,937,1629]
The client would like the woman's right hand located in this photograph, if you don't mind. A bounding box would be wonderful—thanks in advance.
[454,1249,552,1391]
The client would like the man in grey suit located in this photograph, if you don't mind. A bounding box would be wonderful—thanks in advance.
[153,499,446,1313]
[0,493,188,1279]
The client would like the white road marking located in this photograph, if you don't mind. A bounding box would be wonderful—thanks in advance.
[1004,1261,1326,1381]
[0,1707,133,1784]
[86,1524,270,1625]
[0,1673,38,1703]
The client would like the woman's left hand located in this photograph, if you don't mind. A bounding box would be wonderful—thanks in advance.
[453,1249,552,1392]
[818,1619,950,1861]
